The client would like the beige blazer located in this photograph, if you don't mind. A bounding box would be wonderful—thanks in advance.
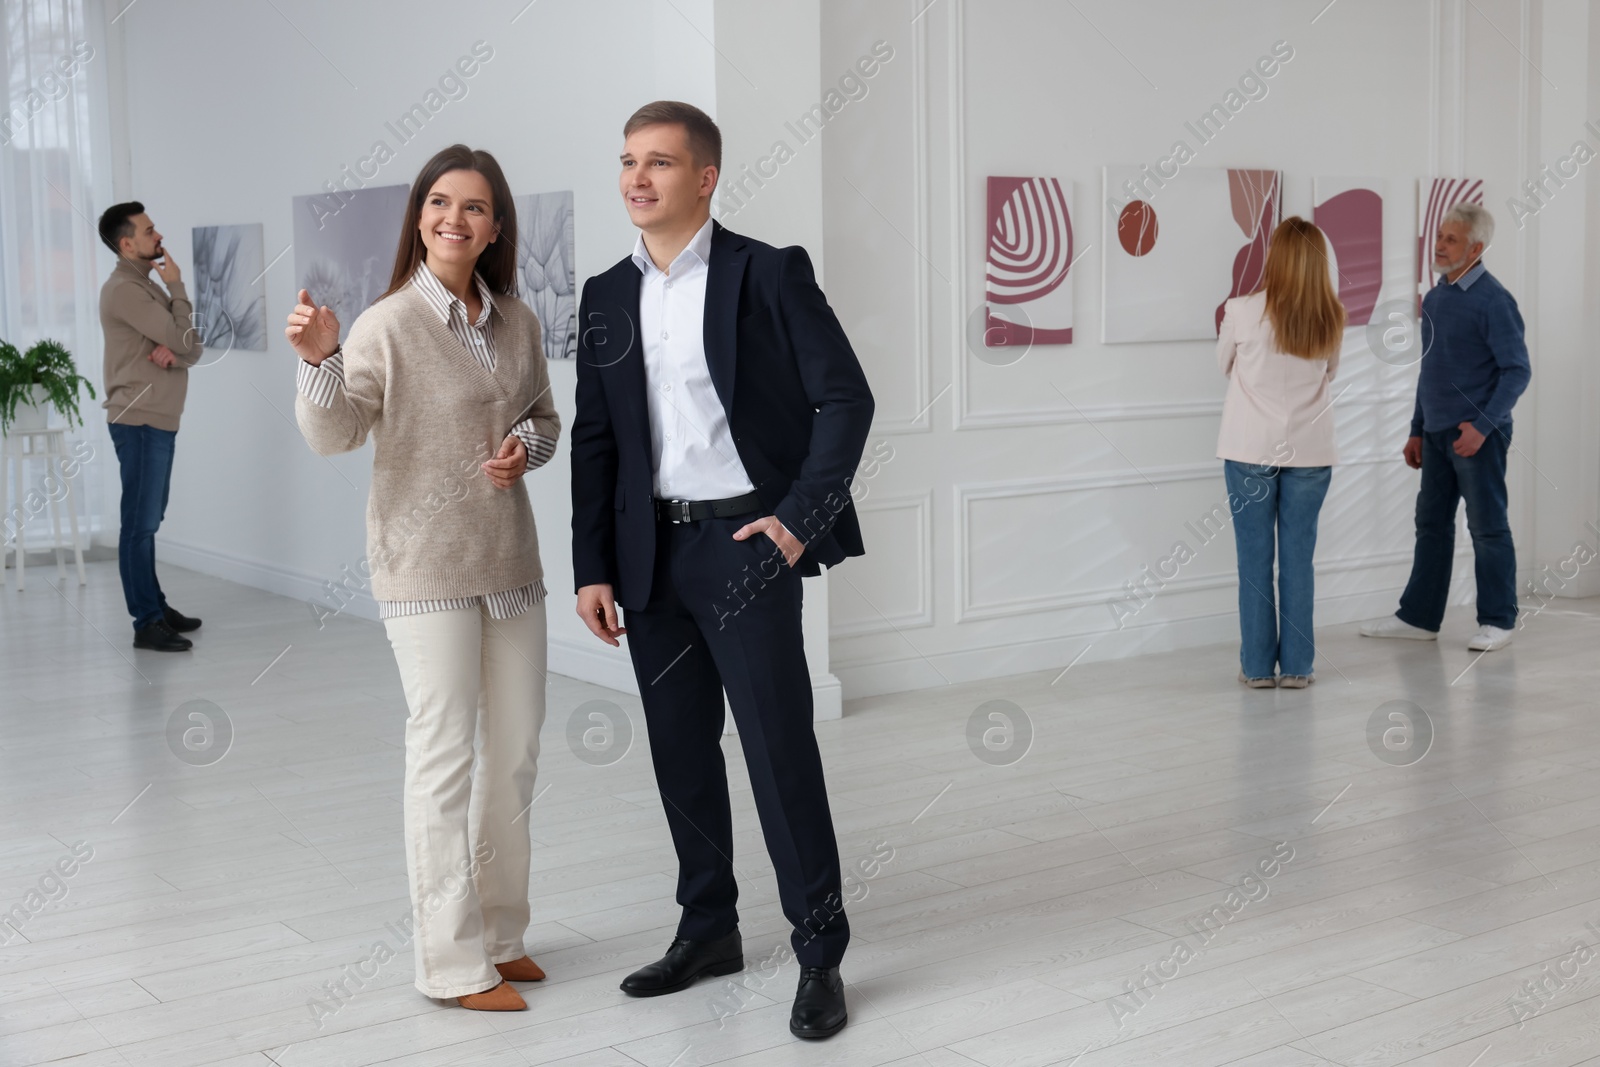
[1215,292,1338,467]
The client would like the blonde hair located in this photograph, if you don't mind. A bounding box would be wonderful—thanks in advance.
[1255,217,1345,360]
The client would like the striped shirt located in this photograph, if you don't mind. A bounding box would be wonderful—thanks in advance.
[297,261,555,620]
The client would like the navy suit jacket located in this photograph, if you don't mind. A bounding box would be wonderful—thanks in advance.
[571,222,875,611]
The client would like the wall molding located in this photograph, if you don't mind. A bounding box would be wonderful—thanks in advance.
[952,386,1414,432]
[957,398,1221,430]
[956,452,1408,621]
[834,490,933,635]
[957,461,1215,622]
[869,6,935,435]
[947,0,977,433]
[836,575,1429,700]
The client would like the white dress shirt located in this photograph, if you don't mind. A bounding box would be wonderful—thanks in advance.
[633,218,755,501]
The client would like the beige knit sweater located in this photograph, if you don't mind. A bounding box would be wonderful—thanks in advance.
[99,257,203,431]
[295,283,559,602]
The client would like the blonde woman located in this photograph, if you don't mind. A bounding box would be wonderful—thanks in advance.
[286,145,558,1011]
[1216,217,1346,689]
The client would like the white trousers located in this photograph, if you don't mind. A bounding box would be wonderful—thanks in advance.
[383,601,547,998]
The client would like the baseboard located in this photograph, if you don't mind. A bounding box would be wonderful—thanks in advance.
[162,535,1558,706]
[833,583,1418,700]
[548,635,639,695]
[549,637,844,726]
[156,537,382,622]
[811,672,842,721]
[159,536,846,719]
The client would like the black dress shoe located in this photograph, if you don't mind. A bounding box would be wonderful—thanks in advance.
[790,966,847,1039]
[619,929,743,997]
[133,621,192,652]
[163,606,202,633]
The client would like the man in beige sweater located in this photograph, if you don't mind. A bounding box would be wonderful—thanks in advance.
[96,201,204,651]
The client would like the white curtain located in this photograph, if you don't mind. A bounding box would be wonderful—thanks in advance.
[1,0,116,551]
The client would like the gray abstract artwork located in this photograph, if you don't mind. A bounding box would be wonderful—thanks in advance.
[513,191,576,360]
[292,184,410,343]
[191,223,267,352]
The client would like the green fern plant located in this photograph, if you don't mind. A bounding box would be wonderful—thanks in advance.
[0,338,97,433]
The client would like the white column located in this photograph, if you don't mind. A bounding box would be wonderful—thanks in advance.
[715,0,841,723]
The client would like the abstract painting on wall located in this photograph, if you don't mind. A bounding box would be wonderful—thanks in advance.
[191,223,267,352]
[292,184,410,343]
[1417,177,1483,298]
[1101,166,1281,342]
[513,190,576,360]
[1312,177,1384,327]
[984,176,1073,346]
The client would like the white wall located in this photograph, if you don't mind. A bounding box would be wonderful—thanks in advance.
[711,0,846,719]
[108,0,719,690]
[819,0,1600,697]
[104,0,1598,703]
[1528,0,1600,600]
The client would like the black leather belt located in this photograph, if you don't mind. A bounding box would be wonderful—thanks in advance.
[654,491,763,524]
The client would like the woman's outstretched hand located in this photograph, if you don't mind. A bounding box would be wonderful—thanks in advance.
[285,289,341,365]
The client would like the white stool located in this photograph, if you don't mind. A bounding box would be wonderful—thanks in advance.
[2,427,87,589]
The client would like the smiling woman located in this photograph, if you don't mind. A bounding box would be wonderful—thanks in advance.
[378,147,518,304]
[285,144,562,1015]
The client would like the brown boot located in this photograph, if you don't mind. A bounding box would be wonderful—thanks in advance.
[495,956,546,982]
[457,980,526,1011]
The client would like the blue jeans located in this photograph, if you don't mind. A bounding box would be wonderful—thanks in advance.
[1398,426,1516,631]
[1225,461,1332,678]
[108,423,176,630]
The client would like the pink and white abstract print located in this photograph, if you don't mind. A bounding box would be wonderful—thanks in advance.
[985,176,1074,346]
[1313,177,1385,327]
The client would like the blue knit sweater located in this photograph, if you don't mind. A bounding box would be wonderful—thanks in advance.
[1411,263,1531,437]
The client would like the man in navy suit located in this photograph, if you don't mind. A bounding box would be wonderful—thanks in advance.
[571,101,873,1040]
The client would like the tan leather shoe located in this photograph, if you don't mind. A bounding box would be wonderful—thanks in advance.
[495,956,546,982]
[457,980,526,1011]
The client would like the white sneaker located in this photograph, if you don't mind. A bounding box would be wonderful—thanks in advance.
[1359,616,1438,641]
[1467,625,1514,651]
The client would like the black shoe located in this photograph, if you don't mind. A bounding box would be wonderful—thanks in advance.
[163,606,202,633]
[790,966,847,1039]
[133,621,192,652]
[619,929,743,997]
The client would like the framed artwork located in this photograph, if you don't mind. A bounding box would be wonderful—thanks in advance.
[292,184,410,343]
[1417,177,1483,300]
[1312,177,1384,327]
[1101,166,1280,342]
[984,176,1074,346]
[512,191,576,360]
[191,223,267,352]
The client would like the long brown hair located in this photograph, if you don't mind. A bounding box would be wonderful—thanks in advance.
[1255,216,1345,359]
[380,145,518,301]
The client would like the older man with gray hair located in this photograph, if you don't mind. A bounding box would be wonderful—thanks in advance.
[1362,202,1531,651]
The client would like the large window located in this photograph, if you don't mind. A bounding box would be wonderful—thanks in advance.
[2,0,115,549]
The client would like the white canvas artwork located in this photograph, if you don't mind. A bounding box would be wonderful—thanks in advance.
[985,177,1075,345]
[513,191,576,360]
[1101,166,1281,343]
[1311,177,1386,327]
[191,223,267,352]
[292,184,410,343]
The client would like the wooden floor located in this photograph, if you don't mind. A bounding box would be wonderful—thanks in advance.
[3,561,1600,1066]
